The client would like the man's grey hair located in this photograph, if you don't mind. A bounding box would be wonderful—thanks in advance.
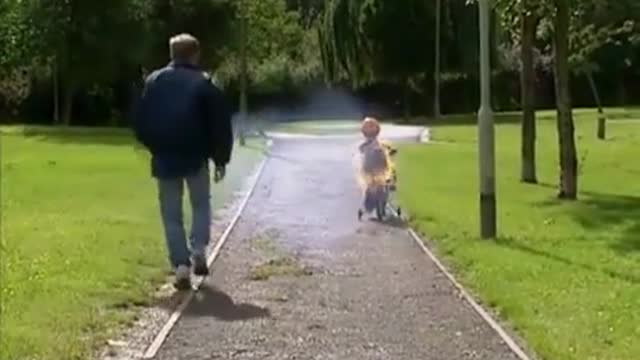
[169,33,200,61]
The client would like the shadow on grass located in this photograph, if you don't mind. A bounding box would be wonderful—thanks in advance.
[401,108,640,126]
[3,126,268,153]
[1,126,135,146]
[494,237,640,285]
[536,182,640,255]
[398,113,522,127]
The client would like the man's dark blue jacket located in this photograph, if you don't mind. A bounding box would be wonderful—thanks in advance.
[133,62,233,179]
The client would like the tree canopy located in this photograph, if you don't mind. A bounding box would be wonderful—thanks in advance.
[0,0,639,125]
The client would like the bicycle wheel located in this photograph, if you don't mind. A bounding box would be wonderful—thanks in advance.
[376,189,387,221]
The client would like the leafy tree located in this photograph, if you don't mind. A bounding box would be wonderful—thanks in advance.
[0,1,32,112]
[553,0,578,199]
[321,0,435,119]
[146,0,234,70]
[568,0,640,139]
[5,0,152,124]
[287,0,325,28]
[2,0,639,130]
[493,0,638,193]
[493,0,552,184]
[216,0,312,92]
[212,0,315,142]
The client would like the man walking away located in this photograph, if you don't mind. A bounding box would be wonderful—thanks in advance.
[133,34,233,290]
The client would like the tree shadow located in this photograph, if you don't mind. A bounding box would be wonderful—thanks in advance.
[2,126,135,147]
[494,237,640,285]
[413,109,639,127]
[183,283,271,321]
[400,112,529,127]
[535,183,640,255]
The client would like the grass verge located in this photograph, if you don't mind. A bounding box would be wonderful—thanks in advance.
[0,127,265,360]
[395,110,639,360]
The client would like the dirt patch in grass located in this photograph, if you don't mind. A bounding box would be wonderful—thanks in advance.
[248,233,313,281]
[249,257,313,281]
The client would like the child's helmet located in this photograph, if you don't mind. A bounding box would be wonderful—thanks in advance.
[361,117,381,138]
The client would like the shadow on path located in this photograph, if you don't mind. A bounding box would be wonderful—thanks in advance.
[369,214,407,229]
[184,284,271,321]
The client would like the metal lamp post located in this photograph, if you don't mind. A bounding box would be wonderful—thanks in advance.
[478,0,496,239]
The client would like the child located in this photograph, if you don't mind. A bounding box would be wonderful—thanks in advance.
[357,117,396,219]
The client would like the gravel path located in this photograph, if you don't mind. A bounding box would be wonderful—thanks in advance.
[154,134,521,360]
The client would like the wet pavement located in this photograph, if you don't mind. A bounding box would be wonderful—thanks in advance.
[154,132,521,360]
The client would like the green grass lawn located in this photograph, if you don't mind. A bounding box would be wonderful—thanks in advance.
[395,109,640,360]
[0,127,265,360]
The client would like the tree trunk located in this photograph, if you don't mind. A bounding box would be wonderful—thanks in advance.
[586,71,606,140]
[520,11,538,184]
[403,79,411,122]
[553,0,578,200]
[62,84,74,127]
[53,58,60,124]
[433,0,442,120]
[617,74,626,105]
[238,12,248,146]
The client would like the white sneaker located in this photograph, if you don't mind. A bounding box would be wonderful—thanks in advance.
[174,265,191,291]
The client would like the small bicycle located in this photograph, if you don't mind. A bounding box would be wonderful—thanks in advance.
[358,148,401,221]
